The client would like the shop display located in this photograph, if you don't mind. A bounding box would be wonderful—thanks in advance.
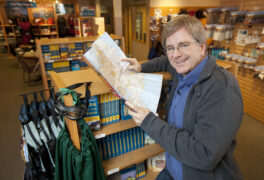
[49,68,165,177]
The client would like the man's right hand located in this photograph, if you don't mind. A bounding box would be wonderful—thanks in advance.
[122,58,142,72]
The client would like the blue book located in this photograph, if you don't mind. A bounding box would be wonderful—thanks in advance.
[123,130,128,153]
[99,138,105,160]
[130,128,135,150]
[104,136,109,159]
[134,128,137,150]
[116,132,121,156]
[126,130,131,152]
[120,165,136,180]
[138,127,142,147]
[113,133,118,157]
[120,131,125,155]
[109,135,114,158]
[120,99,132,120]
[75,42,83,57]
[42,45,51,60]
[112,134,118,157]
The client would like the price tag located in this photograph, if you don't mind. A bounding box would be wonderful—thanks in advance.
[67,58,73,61]
[78,57,82,59]
[94,133,106,139]
[48,60,54,63]
[107,168,119,175]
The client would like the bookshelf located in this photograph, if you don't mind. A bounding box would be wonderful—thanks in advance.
[36,35,125,98]
[50,68,165,178]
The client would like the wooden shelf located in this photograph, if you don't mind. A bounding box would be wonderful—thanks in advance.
[32,24,57,26]
[0,24,15,27]
[93,119,137,138]
[50,69,110,97]
[34,33,58,36]
[102,143,164,176]
[44,56,82,63]
[142,170,160,180]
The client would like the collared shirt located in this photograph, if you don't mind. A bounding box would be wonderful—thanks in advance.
[166,56,208,180]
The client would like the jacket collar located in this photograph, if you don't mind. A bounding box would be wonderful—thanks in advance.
[197,55,216,83]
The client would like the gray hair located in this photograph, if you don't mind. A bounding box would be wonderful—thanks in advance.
[161,15,206,48]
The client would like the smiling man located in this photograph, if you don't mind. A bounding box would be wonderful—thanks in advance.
[123,15,243,180]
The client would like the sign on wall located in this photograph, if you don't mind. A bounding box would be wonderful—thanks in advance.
[6,1,36,8]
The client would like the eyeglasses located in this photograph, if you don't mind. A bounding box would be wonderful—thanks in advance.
[165,41,198,54]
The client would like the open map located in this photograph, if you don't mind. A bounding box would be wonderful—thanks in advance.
[83,32,163,113]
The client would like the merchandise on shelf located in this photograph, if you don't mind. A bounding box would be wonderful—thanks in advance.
[83,95,101,130]
[107,162,146,180]
[59,44,68,59]
[99,93,120,126]
[96,127,145,160]
[229,11,247,24]
[244,11,264,25]
[70,60,80,71]
[120,99,132,121]
[205,24,216,39]
[206,8,222,24]
[213,25,226,41]
[147,152,165,172]
[224,54,257,69]
[220,7,238,24]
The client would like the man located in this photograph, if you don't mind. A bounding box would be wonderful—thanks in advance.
[123,15,243,180]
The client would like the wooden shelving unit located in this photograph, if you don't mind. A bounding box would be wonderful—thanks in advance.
[50,67,165,178]
[36,35,125,98]
[0,23,22,55]
[31,24,58,38]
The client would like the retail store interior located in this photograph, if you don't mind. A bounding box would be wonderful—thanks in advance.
[0,0,264,179]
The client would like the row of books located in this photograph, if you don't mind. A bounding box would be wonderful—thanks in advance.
[108,162,146,180]
[41,40,121,61]
[96,127,145,160]
[84,94,132,130]
[100,93,120,126]
[45,61,71,75]
[44,60,89,76]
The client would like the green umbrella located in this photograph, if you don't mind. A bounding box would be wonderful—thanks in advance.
[54,85,106,180]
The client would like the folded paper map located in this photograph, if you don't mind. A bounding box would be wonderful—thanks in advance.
[83,32,163,113]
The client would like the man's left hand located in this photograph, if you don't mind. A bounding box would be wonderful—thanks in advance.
[125,101,150,126]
